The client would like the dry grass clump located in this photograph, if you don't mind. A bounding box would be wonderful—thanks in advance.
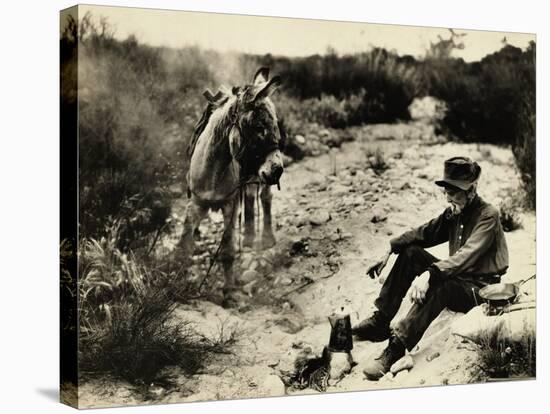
[475,326,535,379]
[76,231,239,385]
[499,196,523,232]
[365,148,389,175]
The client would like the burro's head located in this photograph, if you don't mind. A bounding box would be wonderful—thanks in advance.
[228,67,284,186]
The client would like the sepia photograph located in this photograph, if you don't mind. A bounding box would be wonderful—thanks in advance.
[59,3,536,409]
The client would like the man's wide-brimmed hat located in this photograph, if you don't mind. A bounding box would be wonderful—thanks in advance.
[435,156,481,191]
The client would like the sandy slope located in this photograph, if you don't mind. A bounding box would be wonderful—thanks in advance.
[78,125,536,408]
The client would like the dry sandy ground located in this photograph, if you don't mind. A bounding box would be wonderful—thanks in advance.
[78,124,536,408]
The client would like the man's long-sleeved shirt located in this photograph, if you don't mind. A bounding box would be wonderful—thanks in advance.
[389,195,509,279]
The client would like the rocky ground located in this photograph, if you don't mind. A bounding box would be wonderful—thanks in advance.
[78,122,536,408]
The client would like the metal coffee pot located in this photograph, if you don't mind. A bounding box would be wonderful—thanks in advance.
[328,307,353,352]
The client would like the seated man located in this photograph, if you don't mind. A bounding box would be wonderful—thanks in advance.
[355,156,509,380]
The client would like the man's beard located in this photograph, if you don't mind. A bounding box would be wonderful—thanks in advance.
[450,202,463,215]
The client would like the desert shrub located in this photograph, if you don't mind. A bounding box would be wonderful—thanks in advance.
[499,197,523,232]
[274,48,421,124]
[513,88,536,210]
[304,94,349,128]
[350,49,421,123]
[75,21,174,246]
[277,88,402,130]
[298,94,349,129]
[421,43,535,208]
[365,148,389,175]
[476,329,536,379]
[422,43,535,147]
[77,232,238,384]
[61,14,218,248]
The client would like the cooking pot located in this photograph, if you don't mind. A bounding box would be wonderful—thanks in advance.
[478,274,535,308]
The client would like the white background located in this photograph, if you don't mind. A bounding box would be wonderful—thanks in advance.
[0,0,547,412]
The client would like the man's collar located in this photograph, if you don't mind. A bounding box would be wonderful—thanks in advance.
[461,193,481,215]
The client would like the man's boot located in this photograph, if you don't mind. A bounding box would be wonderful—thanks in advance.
[352,310,391,342]
[363,335,406,381]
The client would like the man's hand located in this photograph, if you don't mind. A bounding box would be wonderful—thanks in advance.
[366,247,392,279]
[410,271,430,304]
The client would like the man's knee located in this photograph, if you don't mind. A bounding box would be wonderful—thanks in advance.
[399,244,425,261]
[427,280,450,299]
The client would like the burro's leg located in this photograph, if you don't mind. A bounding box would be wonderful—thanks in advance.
[260,184,276,249]
[220,195,240,307]
[176,197,208,266]
[243,185,256,248]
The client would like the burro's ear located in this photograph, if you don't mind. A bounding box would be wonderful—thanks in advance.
[253,67,270,85]
[203,89,227,105]
[203,89,215,102]
[252,76,282,102]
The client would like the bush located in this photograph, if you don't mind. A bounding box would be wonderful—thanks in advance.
[75,22,174,246]
[513,89,536,210]
[303,94,349,128]
[476,329,536,379]
[270,48,421,124]
[77,232,238,384]
[62,14,216,248]
[499,197,523,232]
[365,148,389,175]
[422,43,535,147]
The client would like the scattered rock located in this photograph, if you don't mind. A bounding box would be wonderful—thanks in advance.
[343,195,364,207]
[310,210,331,225]
[259,375,286,397]
[293,215,308,228]
[240,269,259,284]
[148,384,166,399]
[267,358,280,368]
[240,254,254,270]
[379,372,394,384]
[279,276,293,286]
[452,305,536,344]
[273,317,304,334]
[390,355,414,375]
[370,210,388,223]
[242,281,257,295]
[330,183,351,196]
[295,134,306,145]
[426,351,440,362]
[329,232,341,242]
[394,370,409,382]
[281,301,292,312]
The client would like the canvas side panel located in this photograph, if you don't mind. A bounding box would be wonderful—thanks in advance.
[60,5,79,409]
